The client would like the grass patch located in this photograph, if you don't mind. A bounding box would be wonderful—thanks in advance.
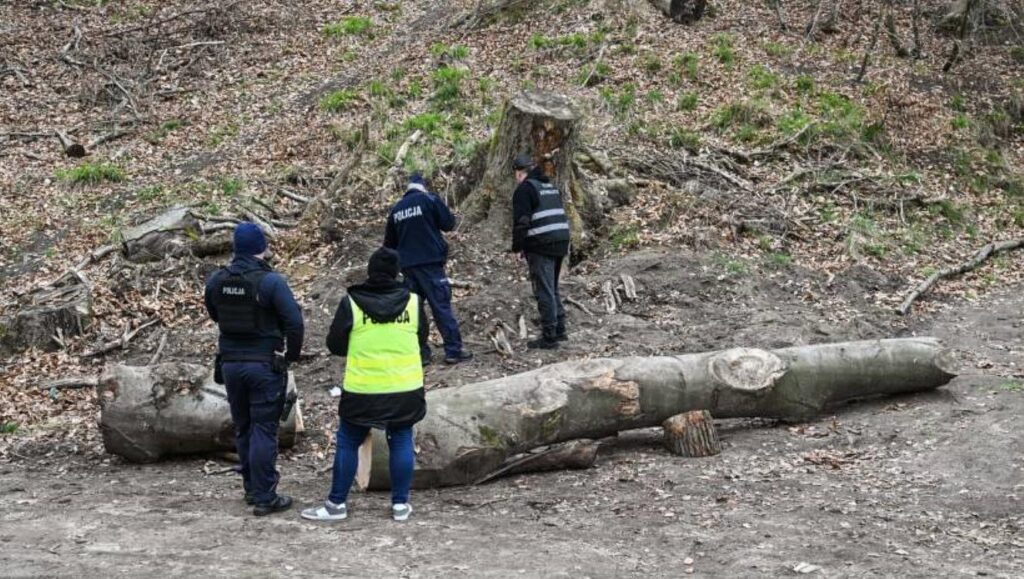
[952,113,970,130]
[403,112,445,137]
[766,252,793,268]
[714,253,748,276]
[219,177,244,196]
[323,16,373,37]
[673,52,699,80]
[147,119,184,143]
[577,61,611,86]
[748,65,780,90]
[795,74,815,94]
[600,83,637,117]
[432,66,468,108]
[642,53,663,73]
[609,223,640,250]
[711,33,735,66]
[712,99,769,131]
[320,89,359,112]
[430,43,470,60]
[56,162,125,184]
[677,91,699,111]
[763,41,792,57]
[0,422,18,435]
[667,127,701,152]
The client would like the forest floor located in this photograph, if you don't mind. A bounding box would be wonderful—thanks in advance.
[2,0,1024,576]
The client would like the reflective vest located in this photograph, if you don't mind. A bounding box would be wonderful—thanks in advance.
[212,268,281,339]
[344,295,423,394]
[526,179,571,244]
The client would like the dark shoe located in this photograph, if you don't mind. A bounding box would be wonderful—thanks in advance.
[253,494,293,517]
[244,492,256,506]
[555,329,568,342]
[527,337,558,350]
[444,351,474,365]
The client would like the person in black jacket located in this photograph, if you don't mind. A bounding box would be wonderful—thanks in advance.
[204,222,304,516]
[301,247,427,522]
[511,153,571,349]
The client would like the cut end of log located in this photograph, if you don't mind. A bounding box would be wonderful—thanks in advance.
[663,410,721,457]
[707,348,787,394]
[511,91,580,122]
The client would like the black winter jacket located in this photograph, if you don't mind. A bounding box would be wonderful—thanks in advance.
[511,168,571,257]
[325,275,427,429]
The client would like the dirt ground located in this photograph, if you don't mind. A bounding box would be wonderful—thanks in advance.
[1,250,1022,578]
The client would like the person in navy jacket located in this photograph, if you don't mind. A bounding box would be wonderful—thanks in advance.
[204,222,304,516]
[384,174,472,365]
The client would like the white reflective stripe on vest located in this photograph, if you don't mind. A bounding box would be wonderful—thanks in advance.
[531,208,566,220]
[527,222,571,237]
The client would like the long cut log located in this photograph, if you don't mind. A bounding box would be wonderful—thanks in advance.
[366,338,956,489]
[98,363,301,462]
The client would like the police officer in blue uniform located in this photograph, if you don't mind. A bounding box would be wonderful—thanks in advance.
[384,174,472,365]
[204,222,304,516]
[511,153,571,349]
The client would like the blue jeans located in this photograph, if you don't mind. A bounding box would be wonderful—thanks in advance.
[403,264,463,359]
[328,420,415,505]
[222,361,286,505]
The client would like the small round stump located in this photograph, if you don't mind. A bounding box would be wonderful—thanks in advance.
[662,410,721,457]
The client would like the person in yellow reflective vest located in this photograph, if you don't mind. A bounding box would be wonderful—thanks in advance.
[301,247,427,522]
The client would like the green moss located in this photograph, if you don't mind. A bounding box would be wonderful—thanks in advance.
[478,425,504,447]
[55,162,125,184]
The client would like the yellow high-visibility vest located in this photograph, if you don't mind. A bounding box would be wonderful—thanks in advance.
[344,295,423,394]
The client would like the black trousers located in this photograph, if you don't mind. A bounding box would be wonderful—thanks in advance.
[526,252,566,339]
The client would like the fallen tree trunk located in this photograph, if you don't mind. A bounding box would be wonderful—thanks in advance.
[366,338,956,489]
[98,363,302,462]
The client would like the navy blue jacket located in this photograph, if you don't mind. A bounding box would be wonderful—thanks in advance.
[204,254,305,361]
[383,184,456,269]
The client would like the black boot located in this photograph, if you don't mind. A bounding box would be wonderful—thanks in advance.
[527,329,559,350]
[253,494,293,516]
[555,322,568,342]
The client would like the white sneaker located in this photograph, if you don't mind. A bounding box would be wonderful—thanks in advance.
[300,500,347,522]
[392,503,412,522]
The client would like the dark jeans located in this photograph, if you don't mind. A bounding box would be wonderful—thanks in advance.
[403,264,463,359]
[526,253,566,339]
[328,420,415,505]
[223,361,286,505]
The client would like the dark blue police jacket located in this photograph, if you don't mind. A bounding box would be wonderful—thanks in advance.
[383,184,456,269]
[204,254,304,360]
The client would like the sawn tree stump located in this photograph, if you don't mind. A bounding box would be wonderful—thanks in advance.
[460,90,600,248]
[663,410,721,457]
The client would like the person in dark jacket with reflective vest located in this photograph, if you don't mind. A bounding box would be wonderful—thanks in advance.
[511,153,571,349]
[204,222,304,516]
[384,173,472,365]
[302,247,427,523]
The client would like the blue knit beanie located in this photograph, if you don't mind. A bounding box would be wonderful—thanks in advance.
[233,222,267,256]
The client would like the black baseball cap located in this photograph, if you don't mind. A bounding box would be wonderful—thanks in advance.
[512,153,535,170]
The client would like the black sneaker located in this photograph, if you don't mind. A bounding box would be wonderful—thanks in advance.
[253,494,293,517]
[444,351,474,365]
[527,337,558,350]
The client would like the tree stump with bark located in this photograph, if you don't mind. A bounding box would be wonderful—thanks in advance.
[460,91,600,249]
[0,276,92,354]
[663,410,721,457]
[650,0,707,23]
[364,338,956,489]
[98,363,302,462]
